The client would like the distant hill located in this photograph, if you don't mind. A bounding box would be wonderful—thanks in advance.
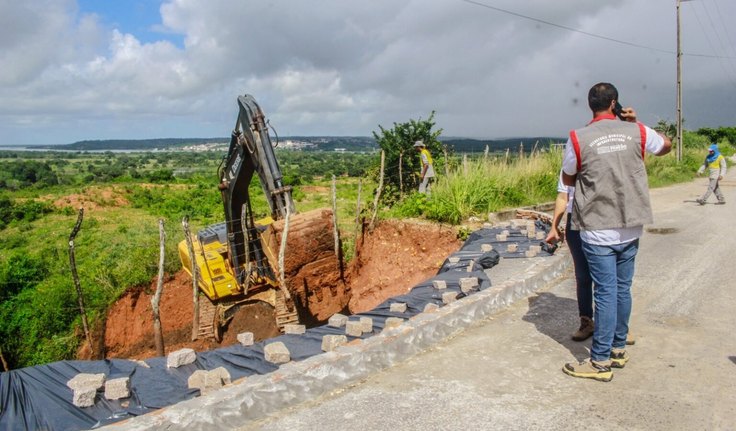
[34,136,565,152]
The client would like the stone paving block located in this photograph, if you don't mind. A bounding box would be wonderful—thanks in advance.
[359,317,373,333]
[211,366,232,385]
[424,303,440,312]
[389,302,407,313]
[104,377,130,400]
[520,229,528,236]
[284,324,306,335]
[321,334,348,352]
[384,317,404,330]
[496,234,507,241]
[432,280,447,290]
[237,332,254,346]
[345,320,363,337]
[459,277,479,293]
[536,231,546,240]
[525,250,538,258]
[442,291,458,305]
[448,257,460,264]
[167,348,196,368]
[264,342,291,364]
[529,245,542,253]
[507,243,518,253]
[67,373,106,391]
[328,313,348,328]
[480,243,493,252]
[72,387,97,408]
[502,229,510,236]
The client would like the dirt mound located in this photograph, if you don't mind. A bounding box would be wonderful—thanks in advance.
[93,219,461,361]
[48,186,130,210]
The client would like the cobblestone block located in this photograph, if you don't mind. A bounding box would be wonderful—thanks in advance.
[507,243,518,253]
[345,320,363,337]
[321,334,348,352]
[167,348,196,368]
[67,373,106,391]
[448,257,460,264]
[72,387,97,408]
[264,342,291,364]
[390,302,407,313]
[459,277,479,293]
[328,313,348,328]
[530,245,542,253]
[424,303,440,312]
[480,243,493,252]
[525,250,538,258]
[237,332,254,346]
[496,234,507,241]
[360,317,373,333]
[432,280,447,290]
[284,324,306,335]
[536,231,546,240]
[442,291,458,304]
[104,377,130,400]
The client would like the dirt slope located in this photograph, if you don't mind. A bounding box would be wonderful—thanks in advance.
[92,219,461,361]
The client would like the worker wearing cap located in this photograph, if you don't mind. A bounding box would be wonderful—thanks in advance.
[414,140,435,194]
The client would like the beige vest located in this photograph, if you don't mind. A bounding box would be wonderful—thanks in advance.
[570,117,653,231]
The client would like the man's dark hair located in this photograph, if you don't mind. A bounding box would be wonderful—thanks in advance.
[588,82,618,112]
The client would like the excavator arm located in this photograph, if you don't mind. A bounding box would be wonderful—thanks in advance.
[218,94,296,287]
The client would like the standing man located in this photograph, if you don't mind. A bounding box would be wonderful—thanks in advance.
[696,143,727,205]
[561,82,671,382]
[414,140,435,194]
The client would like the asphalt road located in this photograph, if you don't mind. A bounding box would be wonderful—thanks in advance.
[240,169,736,431]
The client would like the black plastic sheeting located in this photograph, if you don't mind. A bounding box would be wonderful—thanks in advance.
[0,223,552,431]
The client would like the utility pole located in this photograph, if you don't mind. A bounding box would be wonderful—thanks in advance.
[676,0,683,162]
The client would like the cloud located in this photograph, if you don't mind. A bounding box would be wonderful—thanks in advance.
[0,0,733,145]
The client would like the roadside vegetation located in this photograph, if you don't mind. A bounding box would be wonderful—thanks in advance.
[0,123,732,370]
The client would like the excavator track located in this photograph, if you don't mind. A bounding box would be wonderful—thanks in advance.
[196,294,217,340]
[275,290,299,332]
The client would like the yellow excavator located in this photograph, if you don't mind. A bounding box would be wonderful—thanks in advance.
[178,94,349,340]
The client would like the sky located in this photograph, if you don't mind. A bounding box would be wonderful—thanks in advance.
[1,0,735,146]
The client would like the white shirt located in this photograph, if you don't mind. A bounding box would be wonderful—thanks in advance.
[561,122,665,245]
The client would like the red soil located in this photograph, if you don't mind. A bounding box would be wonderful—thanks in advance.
[90,219,461,361]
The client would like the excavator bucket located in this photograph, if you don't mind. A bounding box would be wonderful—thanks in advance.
[260,207,350,325]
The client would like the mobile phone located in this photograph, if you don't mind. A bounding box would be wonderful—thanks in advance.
[613,102,625,120]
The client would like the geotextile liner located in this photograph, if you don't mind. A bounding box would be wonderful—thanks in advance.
[0,223,552,431]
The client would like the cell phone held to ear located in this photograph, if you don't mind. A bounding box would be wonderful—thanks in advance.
[613,102,626,121]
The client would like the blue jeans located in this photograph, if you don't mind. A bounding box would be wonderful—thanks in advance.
[582,239,639,361]
[565,215,593,319]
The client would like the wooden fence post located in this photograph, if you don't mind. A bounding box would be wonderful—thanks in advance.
[0,345,9,372]
[182,216,200,341]
[331,175,340,261]
[152,219,166,357]
[68,207,93,355]
[398,151,403,198]
[369,150,385,231]
[353,179,362,257]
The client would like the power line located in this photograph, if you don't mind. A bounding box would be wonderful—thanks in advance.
[460,0,735,59]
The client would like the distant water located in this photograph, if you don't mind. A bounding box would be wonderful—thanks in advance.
[0,146,164,153]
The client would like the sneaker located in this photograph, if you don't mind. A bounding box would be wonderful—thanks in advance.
[716,201,726,205]
[610,348,629,368]
[626,331,635,345]
[572,316,594,341]
[696,198,706,205]
[562,358,613,382]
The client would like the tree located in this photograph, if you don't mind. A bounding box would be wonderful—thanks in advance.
[371,112,445,204]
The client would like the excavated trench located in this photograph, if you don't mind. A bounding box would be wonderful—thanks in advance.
[91,219,461,361]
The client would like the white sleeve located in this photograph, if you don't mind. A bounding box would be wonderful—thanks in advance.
[556,169,567,193]
[562,138,577,176]
[644,125,665,155]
